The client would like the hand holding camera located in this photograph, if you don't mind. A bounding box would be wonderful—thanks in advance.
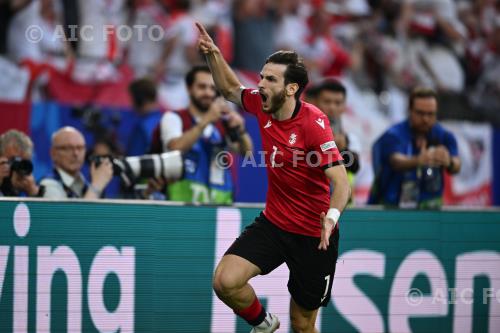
[202,97,226,125]
[221,104,246,142]
[0,157,9,187]
[90,156,114,193]
[7,157,39,196]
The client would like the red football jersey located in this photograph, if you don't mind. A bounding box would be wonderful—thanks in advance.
[241,88,343,237]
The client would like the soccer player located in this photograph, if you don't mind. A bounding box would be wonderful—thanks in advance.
[197,23,350,333]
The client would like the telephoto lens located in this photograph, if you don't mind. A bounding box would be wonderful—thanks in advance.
[112,151,183,187]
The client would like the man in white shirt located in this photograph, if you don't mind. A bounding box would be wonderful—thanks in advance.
[40,126,113,199]
[156,65,253,203]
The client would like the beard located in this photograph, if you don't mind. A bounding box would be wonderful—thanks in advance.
[190,95,214,112]
[265,88,287,114]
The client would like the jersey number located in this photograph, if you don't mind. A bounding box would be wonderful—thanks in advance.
[320,275,331,303]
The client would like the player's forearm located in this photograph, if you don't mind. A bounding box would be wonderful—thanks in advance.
[330,179,350,212]
[327,165,350,212]
[204,49,242,104]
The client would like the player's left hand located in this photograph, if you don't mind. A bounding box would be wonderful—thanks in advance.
[196,22,219,55]
[318,212,335,251]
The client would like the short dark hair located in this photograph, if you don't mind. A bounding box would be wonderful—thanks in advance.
[315,79,347,98]
[409,87,437,109]
[129,78,157,109]
[304,84,320,100]
[265,50,309,99]
[185,65,211,88]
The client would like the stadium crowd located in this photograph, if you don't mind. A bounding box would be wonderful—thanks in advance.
[0,0,498,205]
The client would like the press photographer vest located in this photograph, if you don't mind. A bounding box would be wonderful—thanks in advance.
[151,109,234,204]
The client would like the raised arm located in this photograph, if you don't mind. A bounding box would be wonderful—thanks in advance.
[196,22,243,106]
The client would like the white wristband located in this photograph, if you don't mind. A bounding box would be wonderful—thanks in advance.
[326,208,341,227]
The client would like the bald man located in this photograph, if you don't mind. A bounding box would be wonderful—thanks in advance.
[40,127,113,199]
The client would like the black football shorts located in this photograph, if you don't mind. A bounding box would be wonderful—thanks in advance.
[225,212,340,310]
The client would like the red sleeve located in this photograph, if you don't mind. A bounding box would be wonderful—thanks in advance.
[241,88,262,116]
[307,114,343,169]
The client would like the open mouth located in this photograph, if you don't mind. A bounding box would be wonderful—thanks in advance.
[259,92,268,103]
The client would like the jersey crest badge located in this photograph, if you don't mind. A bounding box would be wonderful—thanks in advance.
[289,133,297,145]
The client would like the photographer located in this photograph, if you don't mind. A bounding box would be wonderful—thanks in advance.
[0,130,40,197]
[368,87,461,209]
[40,127,113,199]
[152,65,253,204]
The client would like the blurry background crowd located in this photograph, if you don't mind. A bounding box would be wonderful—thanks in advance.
[0,0,499,205]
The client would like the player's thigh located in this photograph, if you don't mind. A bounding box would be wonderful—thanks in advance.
[224,212,285,275]
[214,213,285,290]
[213,254,261,290]
[289,297,319,333]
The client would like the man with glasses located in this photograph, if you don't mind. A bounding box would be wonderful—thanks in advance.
[40,126,113,199]
[368,87,462,208]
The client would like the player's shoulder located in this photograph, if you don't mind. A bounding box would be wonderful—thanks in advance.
[301,101,330,130]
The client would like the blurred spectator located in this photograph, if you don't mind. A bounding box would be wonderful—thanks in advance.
[358,0,466,94]
[8,0,69,65]
[127,0,170,78]
[1,0,31,56]
[77,0,127,62]
[153,65,253,204]
[191,0,234,62]
[470,20,500,125]
[307,79,360,170]
[71,0,128,84]
[5,0,74,101]
[368,87,461,208]
[404,0,466,92]
[232,0,276,71]
[0,129,41,197]
[156,0,201,110]
[40,126,113,199]
[306,79,360,202]
[127,77,163,156]
[274,0,309,53]
[302,3,354,80]
[86,135,124,199]
[457,0,488,87]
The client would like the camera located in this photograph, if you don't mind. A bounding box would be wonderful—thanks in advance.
[90,151,183,187]
[222,119,241,142]
[9,157,33,176]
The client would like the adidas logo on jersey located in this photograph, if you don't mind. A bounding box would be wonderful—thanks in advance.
[264,120,272,128]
